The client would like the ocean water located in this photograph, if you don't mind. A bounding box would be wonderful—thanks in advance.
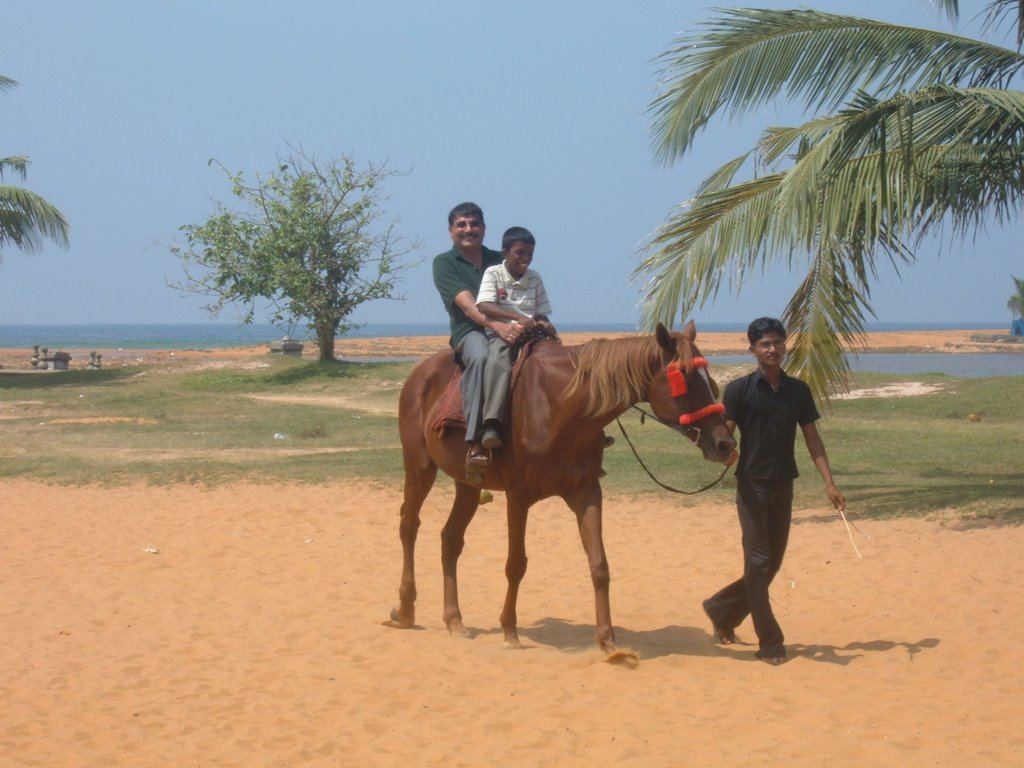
[0,321,641,349]
[1,321,1020,377]
[0,322,411,350]
[708,353,1022,378]
[0,320,1012,350]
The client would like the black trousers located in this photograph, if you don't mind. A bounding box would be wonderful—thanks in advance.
[704,475,793,658]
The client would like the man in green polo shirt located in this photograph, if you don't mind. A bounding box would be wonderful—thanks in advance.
[432,202,525,482]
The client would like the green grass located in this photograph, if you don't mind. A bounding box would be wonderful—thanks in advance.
[814,374,1024,523]
[0,356,410,486]
[601,372,1024,523]
[2,358,1022,523]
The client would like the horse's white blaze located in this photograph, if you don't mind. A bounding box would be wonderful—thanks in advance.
[697,367,715,399]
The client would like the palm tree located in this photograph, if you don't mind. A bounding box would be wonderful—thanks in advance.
[1009,275,1024,316]
[1,75,69,261]
[637,1,1024,398]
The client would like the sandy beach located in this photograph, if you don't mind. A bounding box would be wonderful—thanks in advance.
[1,480,1022,767]
[2,327,1022,766]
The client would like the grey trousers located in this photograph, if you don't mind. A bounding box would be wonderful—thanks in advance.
[482,335,514,427]
[456,330,489,443]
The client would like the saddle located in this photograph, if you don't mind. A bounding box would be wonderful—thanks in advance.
[431,332,556,438]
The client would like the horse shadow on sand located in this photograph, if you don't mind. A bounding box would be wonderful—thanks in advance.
[490,618,939,665]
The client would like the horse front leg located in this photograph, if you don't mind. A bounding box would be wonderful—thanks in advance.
[440,480,481,636]
[388,461,437,628]
[499,496,530,649]
[567,484,634,662]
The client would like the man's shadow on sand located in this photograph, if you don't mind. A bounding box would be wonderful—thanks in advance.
[510,618,939,665]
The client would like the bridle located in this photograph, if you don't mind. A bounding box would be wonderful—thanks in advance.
[664,357,725,425]
[612,356,733,495]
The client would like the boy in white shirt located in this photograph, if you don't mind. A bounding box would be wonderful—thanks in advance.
[474,226,555,449]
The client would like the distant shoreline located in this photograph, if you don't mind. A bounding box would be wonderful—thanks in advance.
[2,327,1020,372]
[0,320,1016,351]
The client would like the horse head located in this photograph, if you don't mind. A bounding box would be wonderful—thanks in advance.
[648,321,737,463]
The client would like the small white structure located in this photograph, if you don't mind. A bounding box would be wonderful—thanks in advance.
[31,346,72,370]
[269,336,304,356]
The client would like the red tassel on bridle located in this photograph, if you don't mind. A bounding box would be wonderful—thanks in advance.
[678,403,725,426]
[665,357,710,397]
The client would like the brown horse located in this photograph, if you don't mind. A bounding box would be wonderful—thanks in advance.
[388,321,736,660]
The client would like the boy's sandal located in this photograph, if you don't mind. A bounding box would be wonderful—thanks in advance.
[466,447,490,471]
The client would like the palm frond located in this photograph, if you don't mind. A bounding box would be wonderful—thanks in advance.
[980,0,1024,47]
[928,0,960,25]
[0,156,31,181]
[1,78,70,256]
[650,7,1024,162]
[643,4,1024,397]
[780,247,873,403]
[636,172,789,328]
[0,185,71,252]
[826,87,1024,239]
[693,150,755,196]
[741,85,1024,248]
[1008,274,1024,314]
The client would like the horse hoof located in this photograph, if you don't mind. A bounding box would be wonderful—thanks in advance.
[383,606,414,628]
[603,648,639,667]
[502,637,525,650]
[447,620,470,638]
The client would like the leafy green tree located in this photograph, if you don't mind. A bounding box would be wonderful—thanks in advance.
[1009,275,1024,317]
[170,149,418,361]
[637,1,1024,397]
[1,76,69,261]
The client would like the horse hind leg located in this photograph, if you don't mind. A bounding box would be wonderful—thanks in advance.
[440,480,482,636]
[386,453,438,629]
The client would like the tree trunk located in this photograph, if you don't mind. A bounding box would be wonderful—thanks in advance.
[316,327,336,361]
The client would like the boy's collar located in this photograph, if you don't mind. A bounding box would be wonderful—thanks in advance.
[503,260,527,280]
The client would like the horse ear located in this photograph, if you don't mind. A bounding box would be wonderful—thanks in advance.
[682,319,696,342]
[655,323,674,352]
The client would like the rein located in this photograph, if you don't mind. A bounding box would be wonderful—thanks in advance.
[611,356,734,495]
[615,404,734,495]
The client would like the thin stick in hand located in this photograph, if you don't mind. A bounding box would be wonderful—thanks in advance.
[839,507,863,559]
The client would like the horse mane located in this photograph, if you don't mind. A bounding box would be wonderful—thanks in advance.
[563,335,683,419]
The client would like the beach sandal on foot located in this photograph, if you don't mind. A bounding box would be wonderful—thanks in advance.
[466,445,490,472]
[756,642,786,664]
[756,649,787,665]
[703,599,736,644]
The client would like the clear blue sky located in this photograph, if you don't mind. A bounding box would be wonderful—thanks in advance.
[2,1,1019,328]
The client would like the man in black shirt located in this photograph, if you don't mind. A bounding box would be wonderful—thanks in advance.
[703,317,846,664]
